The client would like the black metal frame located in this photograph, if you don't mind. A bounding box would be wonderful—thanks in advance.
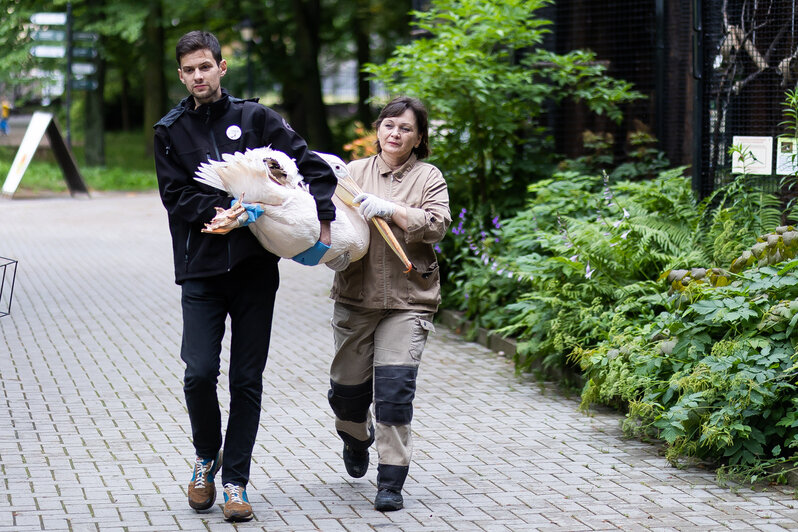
[0,256,18,318]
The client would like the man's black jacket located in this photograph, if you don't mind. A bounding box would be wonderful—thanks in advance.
[153,89,337,284]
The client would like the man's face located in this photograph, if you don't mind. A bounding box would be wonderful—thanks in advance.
[178,49,226,107]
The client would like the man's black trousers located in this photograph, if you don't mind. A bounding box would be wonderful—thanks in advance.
[179,257,279,487]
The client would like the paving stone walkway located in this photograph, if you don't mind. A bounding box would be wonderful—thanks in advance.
[1,192,797,531]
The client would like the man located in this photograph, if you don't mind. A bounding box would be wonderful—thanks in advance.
[153,30,336,522]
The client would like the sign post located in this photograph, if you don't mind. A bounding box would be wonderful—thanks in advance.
[30,4,99,148]
[1,112,89,198]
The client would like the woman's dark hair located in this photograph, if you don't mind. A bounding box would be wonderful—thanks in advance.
[175,31,222,66]
[374,96,430,160]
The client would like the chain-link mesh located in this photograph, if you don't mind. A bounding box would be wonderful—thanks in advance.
[697,0,797,197]
[546,1,797,200]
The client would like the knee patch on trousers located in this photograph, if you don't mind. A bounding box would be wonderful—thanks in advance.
[374,365,417,426]
[328,379,373,423]
[377,463,409,491]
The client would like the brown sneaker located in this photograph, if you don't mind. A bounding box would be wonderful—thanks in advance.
[187,451,222,511]
[223,483,253,521]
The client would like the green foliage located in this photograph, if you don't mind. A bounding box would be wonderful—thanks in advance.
[778,88,798,220]
[576,260,798,477]
[438,138,794,479]
[698,145,785,266]
[365,0,642,215]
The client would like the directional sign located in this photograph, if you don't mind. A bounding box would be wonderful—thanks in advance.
[30,12,67,26]
[70,79,98,91]
[73,32,99,42]
[31,45,66,58]
[71,63,96,76]
[31,29,66,42]
[71,47,97,59]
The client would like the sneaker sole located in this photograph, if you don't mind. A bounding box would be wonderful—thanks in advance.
[224,510,254,522]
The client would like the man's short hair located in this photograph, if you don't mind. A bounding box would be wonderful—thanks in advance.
[175,31,222,66]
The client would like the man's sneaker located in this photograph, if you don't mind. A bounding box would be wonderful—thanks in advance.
[343,443,369,478]
[187,451,222,511]
[223,483,253,521]
[374,488,403,511]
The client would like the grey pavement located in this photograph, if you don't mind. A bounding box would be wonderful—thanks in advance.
[0,191,797,531]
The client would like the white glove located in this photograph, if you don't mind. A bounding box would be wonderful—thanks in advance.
[354,193,395,220]
[325,251,351,271]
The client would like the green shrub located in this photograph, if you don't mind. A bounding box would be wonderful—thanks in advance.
[366,0,641,216]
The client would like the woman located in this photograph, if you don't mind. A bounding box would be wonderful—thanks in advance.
[326,96,451,511]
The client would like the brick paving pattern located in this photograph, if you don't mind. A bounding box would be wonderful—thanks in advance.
[1,192,797,531]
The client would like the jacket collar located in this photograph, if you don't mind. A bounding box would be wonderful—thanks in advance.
[181,88,232,121]
[376,153,418,181]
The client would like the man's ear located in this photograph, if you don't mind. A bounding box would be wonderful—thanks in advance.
[219,59,227,76]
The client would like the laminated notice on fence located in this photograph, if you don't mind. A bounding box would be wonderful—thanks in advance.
[776,137,798,175]
[731,136,773,175]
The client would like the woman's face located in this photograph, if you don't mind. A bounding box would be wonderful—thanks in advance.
[377,108,422,164]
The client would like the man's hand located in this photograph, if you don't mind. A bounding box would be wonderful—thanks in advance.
[354,193,395,220]
[319,220,332,246]
[232,198,265,227]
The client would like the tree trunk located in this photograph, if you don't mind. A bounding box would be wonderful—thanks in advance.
[354,0,372,126]
[82,0,104,166]
[142,0,165,155]
[290,0,334,152]
[84,58,105,166]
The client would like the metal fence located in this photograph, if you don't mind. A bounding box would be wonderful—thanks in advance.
[547,0,798,199]
[695,0,798,197]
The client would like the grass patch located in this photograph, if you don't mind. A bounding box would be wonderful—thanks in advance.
[0,130,157,193]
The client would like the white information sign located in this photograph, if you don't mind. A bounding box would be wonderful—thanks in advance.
[30,12,68,26]
[31,45,66,58]
[2,112,54,196]
[776,137,798,175]
[731,136,773,175]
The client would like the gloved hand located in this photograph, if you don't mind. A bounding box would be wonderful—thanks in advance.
[292,240,331,266]
[354,193,395,220]
[325,251,351,272]
[231,198,264,227]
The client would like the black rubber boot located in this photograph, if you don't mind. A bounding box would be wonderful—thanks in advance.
[343,443,369,478]
[374,488,403,511]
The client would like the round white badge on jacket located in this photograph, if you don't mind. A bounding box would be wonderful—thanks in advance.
[226,125,242,140]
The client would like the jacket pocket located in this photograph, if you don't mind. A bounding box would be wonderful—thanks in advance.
[406,261,440,306]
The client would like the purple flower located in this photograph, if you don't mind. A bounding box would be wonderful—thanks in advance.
[492,216,501,229]
[459,208,466,219]
[585,262,595,279]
